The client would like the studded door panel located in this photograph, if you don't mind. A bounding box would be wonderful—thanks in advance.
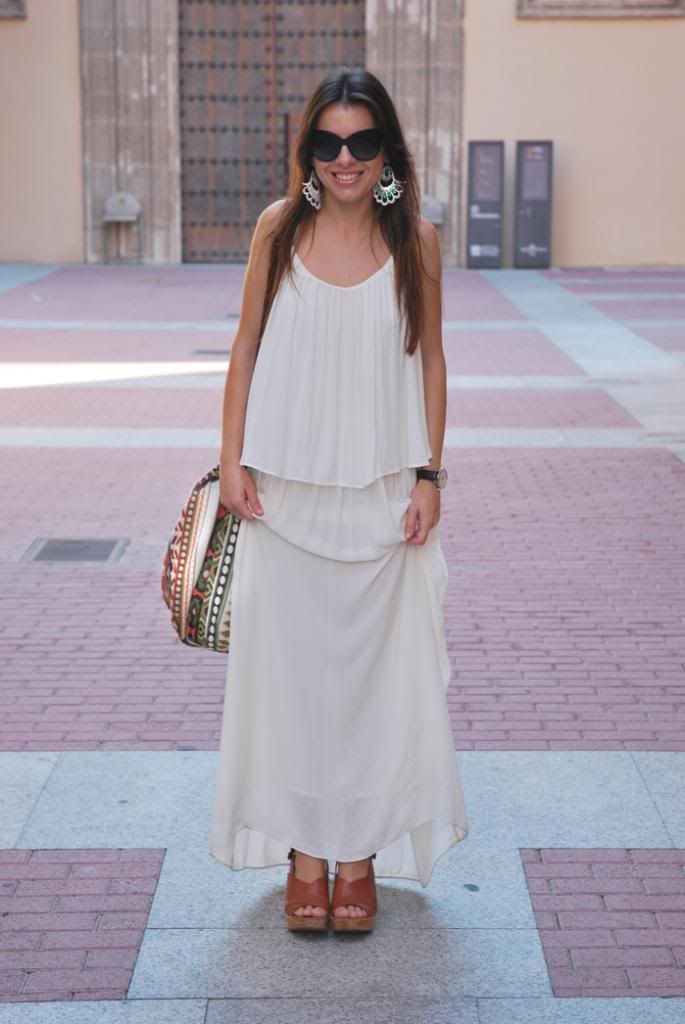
[179,0,366,262]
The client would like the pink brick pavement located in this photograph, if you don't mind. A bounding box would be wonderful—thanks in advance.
[590,299,685,321]
[0,443,683,751]
[1,262,685,1011]
[552,278,685,296]
[0,848,164,1002]
[521,847,685,998]
[444,390,640,429]
[0,265,684,752]
[543,268,685,281]
[0,386,638,429]
[0,327,231,363]
[441,446,685,751]
[441,269,528,322]
[443,328,583,376]
[0,266,244,322]
[0,387,224,428]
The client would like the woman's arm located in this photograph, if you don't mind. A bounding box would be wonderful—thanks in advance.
[405,218,446,543]
[219,198,285,520]
[417,217,447,475]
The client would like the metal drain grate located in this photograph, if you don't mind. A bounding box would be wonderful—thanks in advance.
[22,538,129,563]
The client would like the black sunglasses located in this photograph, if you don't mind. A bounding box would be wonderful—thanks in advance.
[309,128,383,163]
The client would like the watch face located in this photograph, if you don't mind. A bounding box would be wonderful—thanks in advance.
[437,467,448,489]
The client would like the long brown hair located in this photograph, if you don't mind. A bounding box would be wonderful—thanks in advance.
[257,67,436,357]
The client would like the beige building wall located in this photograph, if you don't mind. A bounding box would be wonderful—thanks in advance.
[1,2,683,268]
[462,2,685,267]
[0,0,84,263]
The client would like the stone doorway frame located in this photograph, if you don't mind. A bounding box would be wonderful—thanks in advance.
[366,0,465,267]
[78,0,182,264]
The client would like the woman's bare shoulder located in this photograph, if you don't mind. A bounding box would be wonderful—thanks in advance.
[256,197,288,233]
[418,216,440,250]
[418,216,442,280]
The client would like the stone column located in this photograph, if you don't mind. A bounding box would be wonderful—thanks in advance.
[79,0,182,263]
[366,0,465,266]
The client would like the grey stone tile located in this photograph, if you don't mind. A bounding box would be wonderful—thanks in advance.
[0,1000,207,1024]
[580,292,685,302]
[373,843,535,930]
[149,841,534,931]
[446,376,592,390]
[0,265,56,294]
[15,750,671,886]
[563,275,683,285]
[0,318,234,331]
[148,845,292,930]
[2,424,681,452]
[459,751,672,848]
[625,318,685,328]
[443,428,646,448]
[127,927,551,1000]
[89,372,225,389]
[443,320,537,330]
[482,270,680,382]
[1,362,225,391]
[632,752,685,845]
[478,996,685,1024]
[206,997,479,1024]
[0,752,59,845]
[604,377,685,433]
[0,427,220,448]
[17,751,217,849]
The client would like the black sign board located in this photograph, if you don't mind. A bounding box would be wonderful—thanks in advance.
[514,141,553,268]
[466,141,504,269]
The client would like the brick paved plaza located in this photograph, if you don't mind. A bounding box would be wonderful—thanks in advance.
[1,260,684,1020]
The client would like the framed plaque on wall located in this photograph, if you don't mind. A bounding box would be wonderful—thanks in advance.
[0,0,27,17]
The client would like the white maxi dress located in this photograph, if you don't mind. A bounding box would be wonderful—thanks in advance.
[208,247,469,887]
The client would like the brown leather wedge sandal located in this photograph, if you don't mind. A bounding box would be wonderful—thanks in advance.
[330,852,377,933]
[284,847,331,931]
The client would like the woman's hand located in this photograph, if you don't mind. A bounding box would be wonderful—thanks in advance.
[219,463,264,522]
[404,480,441,544]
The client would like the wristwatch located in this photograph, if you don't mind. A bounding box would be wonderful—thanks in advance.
[416,466,448,489]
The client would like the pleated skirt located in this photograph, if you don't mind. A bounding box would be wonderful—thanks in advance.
[208,465,469,887]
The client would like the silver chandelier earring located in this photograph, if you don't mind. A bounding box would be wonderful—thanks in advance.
[302,167,321,210]
[373,164,404,206]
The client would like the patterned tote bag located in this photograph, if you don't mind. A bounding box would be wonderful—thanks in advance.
[161,465,242,654]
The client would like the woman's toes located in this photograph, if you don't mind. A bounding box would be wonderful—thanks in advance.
[335,904,368,917]
[334,904,364,917]
[295,904,326,917]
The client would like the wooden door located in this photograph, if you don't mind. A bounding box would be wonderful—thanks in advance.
[178,0,366,262]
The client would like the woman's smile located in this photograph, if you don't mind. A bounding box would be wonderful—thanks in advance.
[329,169,366,186]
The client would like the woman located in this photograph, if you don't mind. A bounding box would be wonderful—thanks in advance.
[209,67,468,932]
